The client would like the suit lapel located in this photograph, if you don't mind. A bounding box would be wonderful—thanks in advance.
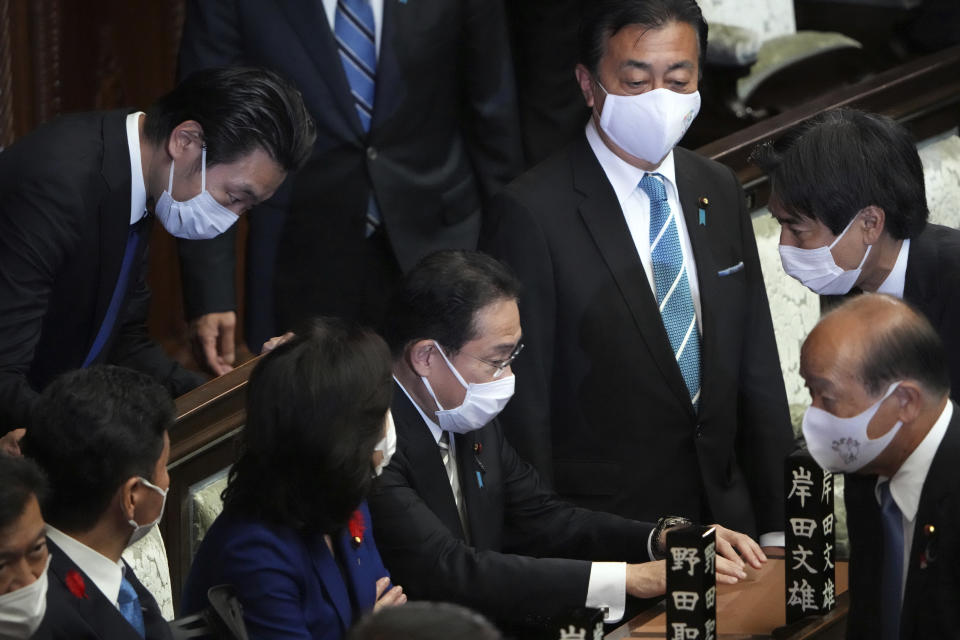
[454,430,492,549]
[90,111,136,359]
[673,149,721,417]
[46,540,143,640]
[903,224,942,321]
[278,0,364,139]
[370,0,407,130]
[391,390,468,540]
[902,403,960,631]
[572,137,694,414]
[306,534,353,634]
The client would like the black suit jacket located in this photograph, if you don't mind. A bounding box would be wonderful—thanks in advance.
[0,111,203,431]
[844,402,960,639]
[34,539,172,640]
[480,133,795,537]
[177,0,523,339]
[368,389,654,623]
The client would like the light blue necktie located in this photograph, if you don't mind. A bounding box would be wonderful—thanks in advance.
[641,174,701,408]
[879,481,903,640]
[335,0,381,236]
[117,574,145,638]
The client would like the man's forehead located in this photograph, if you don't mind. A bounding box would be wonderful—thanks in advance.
[603,21,699,64]
[469,299,521,343]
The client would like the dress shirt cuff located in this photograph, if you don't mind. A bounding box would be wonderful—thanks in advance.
[586,562,626,623]
[759,532,785,548]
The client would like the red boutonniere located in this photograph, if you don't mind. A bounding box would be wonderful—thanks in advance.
[349,509,365,548]
[65,570,88,599]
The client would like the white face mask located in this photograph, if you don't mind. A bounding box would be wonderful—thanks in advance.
[596,85,701,166]
[373,411,397,477]
[0,554,50,639]
[154,146,239,240]
[779,213,872,295]
[802,382,903,473]
[420,341,515,434]
[126,477,168,547]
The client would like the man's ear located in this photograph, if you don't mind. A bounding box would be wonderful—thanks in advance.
[118,477,141,522]
[407,339,438,378]
[165,120,205,165]
[893,381,923,425]
[575,64,598,109]
[857,205,887,245]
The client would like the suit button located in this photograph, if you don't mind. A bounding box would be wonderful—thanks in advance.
[695,425,704,438]
[367,146,378,160]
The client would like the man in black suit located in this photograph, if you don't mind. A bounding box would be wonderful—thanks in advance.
[798,294,960,639]
[0,67,316,446]
[0,455,50,637]
[481,0,794,544]
[369,250,766,626]
[24,366,177,640]
[176,0,524,372]
[753,108,960,400]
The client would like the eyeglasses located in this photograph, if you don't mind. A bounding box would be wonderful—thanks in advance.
[454,342,524,378]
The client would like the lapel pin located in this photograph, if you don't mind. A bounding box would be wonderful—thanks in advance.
[698,197,709,226]
[473,442,482,454]
[476,470,484,489]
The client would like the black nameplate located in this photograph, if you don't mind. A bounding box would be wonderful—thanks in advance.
[666,525,717,640]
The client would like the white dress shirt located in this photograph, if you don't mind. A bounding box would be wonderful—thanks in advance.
[394,377,640,622]
[874,399,952,599]
[46,526,127,610]
[585,119,784,548]
[321,0,384,58]
[876,238,911,298]
[125,111,148,225]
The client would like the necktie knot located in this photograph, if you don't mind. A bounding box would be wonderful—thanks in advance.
[639,174,667,204]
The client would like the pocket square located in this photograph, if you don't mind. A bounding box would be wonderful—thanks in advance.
[717,261,744,276]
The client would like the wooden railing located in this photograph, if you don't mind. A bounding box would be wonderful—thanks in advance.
[157,42,960,613]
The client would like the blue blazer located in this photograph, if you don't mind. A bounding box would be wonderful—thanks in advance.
[182,502,388,640]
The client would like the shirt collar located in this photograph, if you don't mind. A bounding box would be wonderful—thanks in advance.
[46,525,126,607]
[876,238,911,297]
[394,376,443,445]
[875,399,953,521]
[584,119,678,207]
[125,111,148,225]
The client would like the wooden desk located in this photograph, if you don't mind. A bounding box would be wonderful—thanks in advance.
[606,559,849,639]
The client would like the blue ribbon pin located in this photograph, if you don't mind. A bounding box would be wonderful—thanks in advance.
[698,197,708,226]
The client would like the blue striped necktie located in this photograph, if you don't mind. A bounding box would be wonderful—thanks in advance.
[879,481,903,640]
[117,574,145,638]
[334,0,382,236]
[640,174,701,408]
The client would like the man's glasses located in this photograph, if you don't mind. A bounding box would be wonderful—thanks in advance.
[458,342,525,378]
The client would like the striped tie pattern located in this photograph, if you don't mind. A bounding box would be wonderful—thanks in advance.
[333,0,381,235]
[641,174,701,408]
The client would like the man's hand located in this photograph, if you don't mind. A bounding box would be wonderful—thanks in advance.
[712,524,767,571]
[261,332,295,355]
[0,428,26,456]
[190,312,237,376]
[372,576,406,612]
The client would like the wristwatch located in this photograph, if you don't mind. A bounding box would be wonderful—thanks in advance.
[652,515,694,560]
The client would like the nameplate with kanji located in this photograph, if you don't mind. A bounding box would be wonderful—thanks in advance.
[784,450,836,623]
[666,525,717,640]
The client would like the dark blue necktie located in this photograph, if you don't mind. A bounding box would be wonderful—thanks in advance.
[82,224,141,367]
[640,174,701,408]
[879,481,903,640]
[117,574,145,638]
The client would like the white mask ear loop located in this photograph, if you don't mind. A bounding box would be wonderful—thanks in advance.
[200,146,207,192]
[828,212,873,269]
[167,159,175,193]
[432,341,469,388]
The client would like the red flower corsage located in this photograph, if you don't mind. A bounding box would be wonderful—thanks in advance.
[65,570,88,599]
[349,509,365,548]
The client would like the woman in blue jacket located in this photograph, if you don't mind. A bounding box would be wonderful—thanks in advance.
[182,318,405,639]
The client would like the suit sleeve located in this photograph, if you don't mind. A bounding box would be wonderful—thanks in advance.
[728,166,795,536]
[109,246,207,397]
[0,175,80,432]
[175,0,246,320]
[459,0,523,209]
[495,423,655,563]
[369,445,591,620]
[479,188,558,484]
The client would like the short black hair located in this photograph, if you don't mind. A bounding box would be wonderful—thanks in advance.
[223,318,393,535]
[854,296,949,397]
[0,454,47,532]
[347,602,502,640]
[144,66,316,172]
[578,0,709,75]
[750,108,928,239]
[383,250,521,359]
[22,366,173,533]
